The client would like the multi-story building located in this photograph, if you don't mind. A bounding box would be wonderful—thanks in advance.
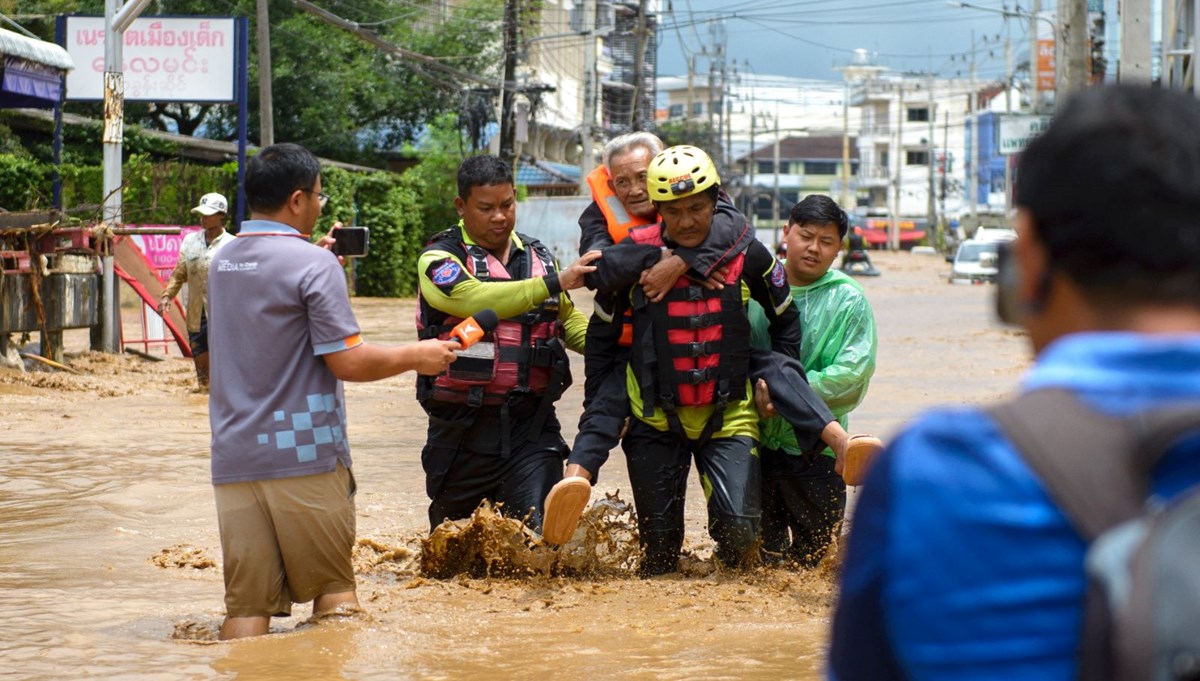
[516,0,659,172]
[657,73,857,168]
[850,75,969,223]
[735,136,859,235]
[657,72,861,226]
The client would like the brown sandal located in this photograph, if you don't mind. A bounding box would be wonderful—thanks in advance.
[542,476,592,545]
[843,435,884,486]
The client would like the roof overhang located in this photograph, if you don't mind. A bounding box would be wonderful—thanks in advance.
[0,28,74,109]
[0,28,74,71]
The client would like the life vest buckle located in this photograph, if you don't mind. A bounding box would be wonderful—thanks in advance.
[528,343,556,368]
[466,386,484,408]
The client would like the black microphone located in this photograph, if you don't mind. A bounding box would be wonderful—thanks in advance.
[448,309,499,348]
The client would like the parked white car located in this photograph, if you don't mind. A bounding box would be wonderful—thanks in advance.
[971,227,1018,243]
[949,240,1001,284]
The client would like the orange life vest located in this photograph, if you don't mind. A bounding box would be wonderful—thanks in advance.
[586,165,655,346]
[585,165,654,244]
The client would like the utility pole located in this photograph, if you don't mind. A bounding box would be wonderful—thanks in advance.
[500,0,519,165]
[841,78,851,208]
[891,80,904,251]
[686,54,695,139]
[927,74,936,236]
[579,0,597,187]
[97,0,124,353]
[1004,20,1013,112]
[629,0,650,130]
[772,110,780,246]
[706,47,715,147]
[724,61,734,179]
[941,109,949,243]
[1030,0,1040,112]
[748,109,756,223]
[1057,0,1088,97]
[97,0,153,353]
[1119,0,1152,82]
[256,0,274,146]
[968,30,978,231]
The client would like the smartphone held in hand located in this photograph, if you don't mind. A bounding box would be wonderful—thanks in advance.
[332,227,370,258]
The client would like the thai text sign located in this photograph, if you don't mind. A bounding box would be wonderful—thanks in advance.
[1036,11,1055,91]
[998,115,1052,156]
[63,17,235,102]
[129,226,199,280]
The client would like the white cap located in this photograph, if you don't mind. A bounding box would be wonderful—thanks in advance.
[191,192,228,216]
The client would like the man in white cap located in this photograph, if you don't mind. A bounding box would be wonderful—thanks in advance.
[160,192,234,390]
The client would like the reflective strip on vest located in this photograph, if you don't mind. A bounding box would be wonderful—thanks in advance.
[421,241,560,400]
[628,223,746,407]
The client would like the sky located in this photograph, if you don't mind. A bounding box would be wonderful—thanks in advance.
[654,0,1051,85]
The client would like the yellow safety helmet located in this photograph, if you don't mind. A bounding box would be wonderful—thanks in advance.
[646,145,721,201]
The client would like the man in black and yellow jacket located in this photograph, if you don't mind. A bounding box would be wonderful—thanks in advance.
[565,133,757,484]
[415,155,599,533]
[576,146,857,574]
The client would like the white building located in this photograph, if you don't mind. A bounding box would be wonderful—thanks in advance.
[514,0,661,169]
[849,72,973,223]
[657,73,860,166]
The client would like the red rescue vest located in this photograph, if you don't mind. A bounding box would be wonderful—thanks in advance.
[627,223,750,412]
[417,231,563,406]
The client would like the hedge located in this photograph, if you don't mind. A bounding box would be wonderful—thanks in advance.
[0,153,436,297]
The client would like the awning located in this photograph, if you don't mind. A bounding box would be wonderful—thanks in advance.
[2,58,62,108]
[0,27,74,71]
[0,28,73,109]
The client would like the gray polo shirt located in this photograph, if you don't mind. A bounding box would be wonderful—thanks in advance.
[207,220,362,484]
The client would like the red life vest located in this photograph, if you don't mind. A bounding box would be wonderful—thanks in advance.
[586,165,654,347]
[626,223,751,415]
[416,230,564,406]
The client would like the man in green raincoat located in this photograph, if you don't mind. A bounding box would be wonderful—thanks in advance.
[750,194,878,566]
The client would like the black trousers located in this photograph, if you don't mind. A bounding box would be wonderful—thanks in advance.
[624,418,761,575]
[760,447,846,567]
[422,401,568,531]
[569,308,631,481]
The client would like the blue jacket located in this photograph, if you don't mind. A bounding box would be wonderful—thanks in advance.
[829,332,1200,681]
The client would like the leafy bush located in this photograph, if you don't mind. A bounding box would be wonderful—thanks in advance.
[317,166,426,297]
[0,113,475,297]
[0,155,53,211]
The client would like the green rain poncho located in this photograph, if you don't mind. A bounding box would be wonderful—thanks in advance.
[749,268,878,457]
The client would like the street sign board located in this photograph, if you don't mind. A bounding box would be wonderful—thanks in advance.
[62,16,236,102]
[998,115,1051,156]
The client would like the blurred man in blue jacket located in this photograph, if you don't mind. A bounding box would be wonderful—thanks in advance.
[829,84,1200,680]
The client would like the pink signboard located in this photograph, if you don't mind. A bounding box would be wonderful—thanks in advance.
[63,17,236,102]
[126,225,198,282]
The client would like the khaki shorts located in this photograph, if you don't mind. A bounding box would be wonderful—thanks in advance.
[215,462,357,618]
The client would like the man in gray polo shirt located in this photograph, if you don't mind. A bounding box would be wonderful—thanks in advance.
[207,143,459,640]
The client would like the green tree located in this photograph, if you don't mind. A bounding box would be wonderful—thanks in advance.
[13,0,502,166]
[402,112,477,239]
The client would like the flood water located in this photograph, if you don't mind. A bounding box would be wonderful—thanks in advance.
[0,250,1029,680]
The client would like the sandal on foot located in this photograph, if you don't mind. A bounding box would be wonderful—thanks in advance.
[542,476,591,545]
[843,435,883,486]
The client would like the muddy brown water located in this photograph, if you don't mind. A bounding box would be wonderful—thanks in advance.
[0,250,1029,680]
